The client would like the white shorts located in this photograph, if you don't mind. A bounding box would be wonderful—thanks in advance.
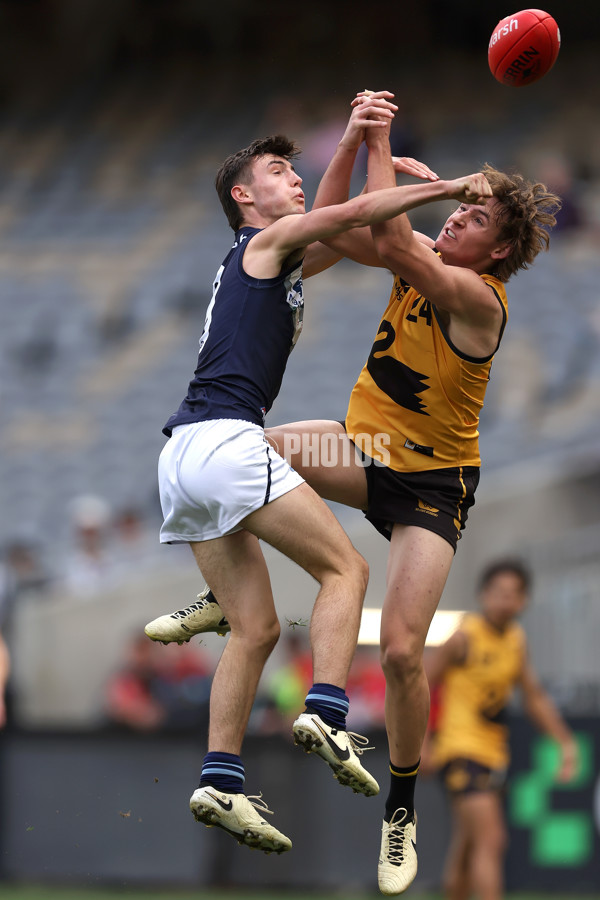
[158,419,304,542]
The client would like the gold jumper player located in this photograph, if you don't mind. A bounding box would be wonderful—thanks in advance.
[423,559,577,900]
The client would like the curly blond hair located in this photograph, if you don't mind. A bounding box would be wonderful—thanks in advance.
[482,163,562,283]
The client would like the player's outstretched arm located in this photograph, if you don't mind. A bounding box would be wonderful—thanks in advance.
[519,656,578,783]
[424,628,468,688]
[420,629,468,777]
[248,176,471,279]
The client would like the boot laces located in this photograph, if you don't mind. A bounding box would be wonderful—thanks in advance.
[347,731,375,756]
[387,808,410,863]
[246,792,274,816]
[170,596,210,620]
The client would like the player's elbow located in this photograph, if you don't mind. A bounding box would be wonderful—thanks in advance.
[368,217,400,254]
[342,196,373,232]
[372,234,404,272]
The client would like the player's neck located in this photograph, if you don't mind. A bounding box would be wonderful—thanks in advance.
[482,612,509,633]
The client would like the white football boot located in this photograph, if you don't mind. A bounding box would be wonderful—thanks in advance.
[145,585,230,644]
[292,710,380,796]
[189,786,291,854]
[378,808,418,894]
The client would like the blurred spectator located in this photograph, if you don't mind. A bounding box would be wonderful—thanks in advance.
[537,153,585,234]
[109,505,161,576]
[299,98,351,187]
[63,494,115,596]
[104,634,212,732]
[0,538,52,725]
[0,538,53,659]
[0,538,53,628]
[388,100,423,163]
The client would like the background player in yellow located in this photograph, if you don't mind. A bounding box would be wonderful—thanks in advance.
[146,91,562,892]
[422,558,578,900]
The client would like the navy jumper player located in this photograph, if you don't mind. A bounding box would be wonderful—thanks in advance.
[151,126,498,853]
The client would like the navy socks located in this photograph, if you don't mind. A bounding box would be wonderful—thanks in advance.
[199,751,245,794]
[304,682,349,729]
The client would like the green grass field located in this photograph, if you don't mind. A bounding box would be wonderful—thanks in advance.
[0,891,385,900]
[1,889,599,900]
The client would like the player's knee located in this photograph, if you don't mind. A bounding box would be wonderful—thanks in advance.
[238,612,281,656]
[352,551,369,595]
[488,822,508,855]
[257,616,281,655]
[380,633,422,682]
[322,547,368,595]
[474,819,507,857]
[343,549,369,601]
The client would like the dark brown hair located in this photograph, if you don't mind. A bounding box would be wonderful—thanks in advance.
[215,135,301,231]
[478,557,532,593]
[482,163,562,282]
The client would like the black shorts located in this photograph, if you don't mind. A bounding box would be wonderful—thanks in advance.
[358,452,480,551]
[440,758,507,796]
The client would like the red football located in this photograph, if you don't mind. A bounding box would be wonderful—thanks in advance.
[488,9,560,86]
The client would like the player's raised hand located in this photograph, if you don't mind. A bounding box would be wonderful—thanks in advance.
[446,173,493,205]
[393,156,439,182]
[339,90,397,151]
[352,89,396,107]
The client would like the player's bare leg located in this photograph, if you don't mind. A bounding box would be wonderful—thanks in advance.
[378,525,454,894]
[241,481,379,796]
[190,530,280,754]
[188,529,291,853]
[381,525,454,766]
[266,420,369,510]
[454,791,506,900]
[242,482,367,684]
[442,804,472,900]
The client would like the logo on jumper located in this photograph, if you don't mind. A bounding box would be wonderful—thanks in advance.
[366,319,430,415]
[404,438,434,457]
[286,275,304,309]
[416,498,439,517]
[285,267,304,351]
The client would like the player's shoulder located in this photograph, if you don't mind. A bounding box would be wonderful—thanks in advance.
[233,225,262,246]
[415,231,436,249]
[481,272,508,303]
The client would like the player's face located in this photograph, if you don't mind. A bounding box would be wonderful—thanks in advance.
[245,154,306,222]
[435,197,509,273]
[480,572,528,628]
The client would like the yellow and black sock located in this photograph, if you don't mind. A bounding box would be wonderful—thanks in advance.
[384,759,420,823]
